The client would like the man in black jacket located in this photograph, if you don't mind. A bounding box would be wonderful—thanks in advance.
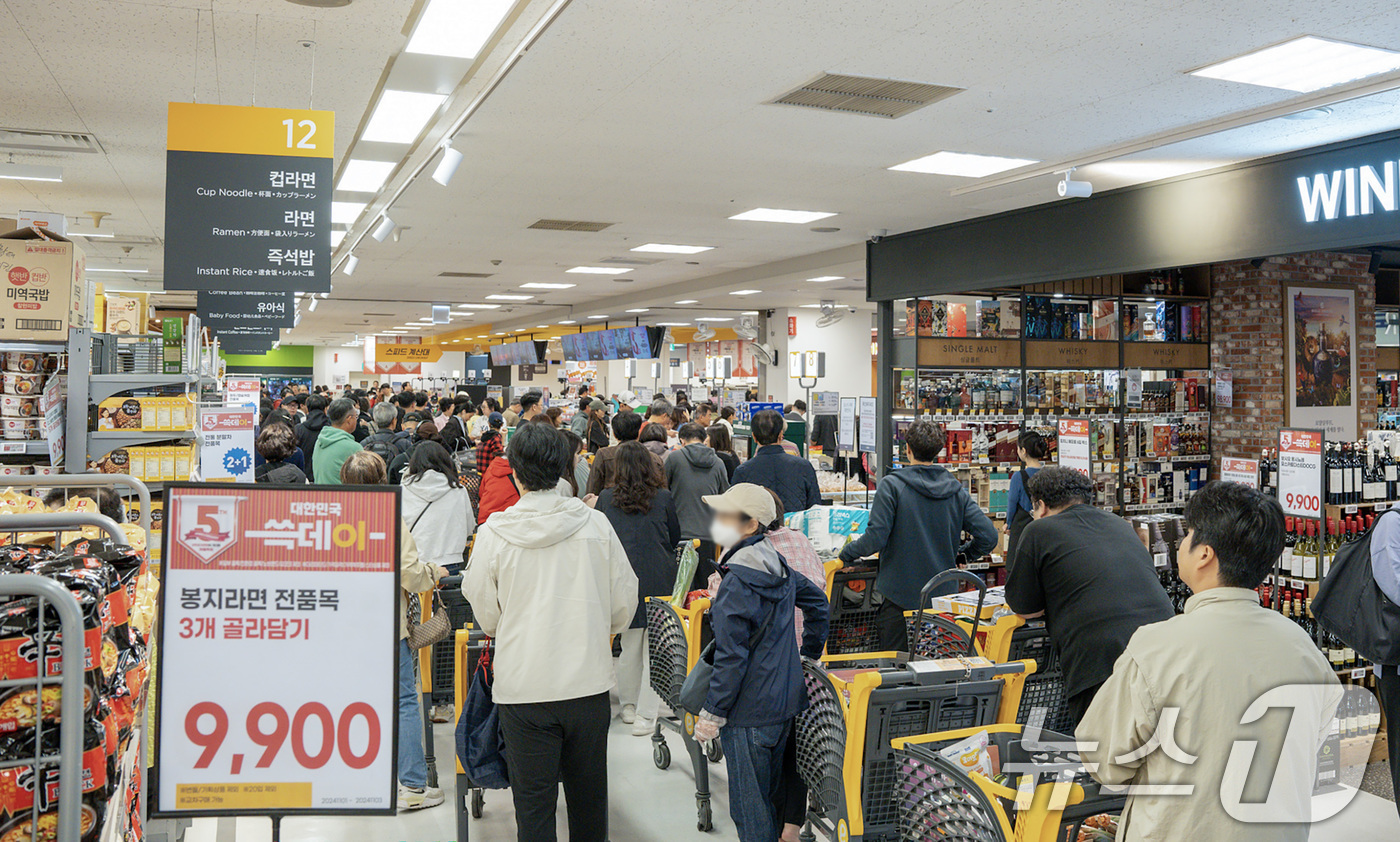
[361,403,410,467]
[440,397,475,455]
[294,394,331,479]
[732,410,821,515]
[839,420,997,652]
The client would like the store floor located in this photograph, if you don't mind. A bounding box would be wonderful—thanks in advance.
[176,707,1400,842]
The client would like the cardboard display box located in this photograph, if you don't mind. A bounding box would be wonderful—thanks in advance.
[0,228,87,341]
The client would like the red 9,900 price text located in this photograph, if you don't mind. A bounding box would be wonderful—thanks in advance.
[185,701,380,773]
[1284,492,1320,514]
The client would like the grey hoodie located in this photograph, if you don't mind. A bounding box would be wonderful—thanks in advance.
[665,444,730,540]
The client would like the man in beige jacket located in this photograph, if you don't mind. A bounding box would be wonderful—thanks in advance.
[1077,481,1341,841]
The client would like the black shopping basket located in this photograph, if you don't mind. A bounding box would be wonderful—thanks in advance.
[825,563,881,655]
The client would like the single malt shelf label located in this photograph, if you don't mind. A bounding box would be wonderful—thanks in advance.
[918,338,1021,368]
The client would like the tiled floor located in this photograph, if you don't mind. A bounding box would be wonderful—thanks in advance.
[165,707,1400,842]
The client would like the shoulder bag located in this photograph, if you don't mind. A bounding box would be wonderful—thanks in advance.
[678,603,775,715]
[1312,511,1400,665]
[405,502,454,650]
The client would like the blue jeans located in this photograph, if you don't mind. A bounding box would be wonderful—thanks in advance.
[398,638,428,789]
[719,721,790,842]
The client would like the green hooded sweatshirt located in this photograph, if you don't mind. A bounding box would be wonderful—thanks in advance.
[312,425,362,484]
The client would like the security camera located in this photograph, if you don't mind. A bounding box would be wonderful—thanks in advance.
[490,259,503,266]
[847,306,858,314]
[557,373,568,384]
[868,228,889,243]
[1057,168,1093,199]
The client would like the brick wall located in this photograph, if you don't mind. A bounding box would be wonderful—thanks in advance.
[1210,252,1376,474]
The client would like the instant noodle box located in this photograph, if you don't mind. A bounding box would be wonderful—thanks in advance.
[0,229,88,343]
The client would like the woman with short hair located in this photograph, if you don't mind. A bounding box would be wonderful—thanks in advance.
[254,424,307,483]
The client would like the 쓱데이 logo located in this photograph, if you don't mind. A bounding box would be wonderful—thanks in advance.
[175,495,243,563]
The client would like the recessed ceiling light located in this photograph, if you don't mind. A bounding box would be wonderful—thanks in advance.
[330,230,346,248]
[559,320,577,324]
[485,293,533,301]
[457,312,474,317]
[889,151,1038,177]
[337,159,397,193]
[806,276,843,283]
[67,230,114,239]
[567,266,633,275]
[741,311,759,315]
[457,303,501,309]
[332,201,366,224]
[630,243,714,254]
[520,282,576,289]
[0,162,61,182]
[87,267,149,274]
[695,316,734,322]
[588,314,608,319]
[626,308,650,313]
[493,332,506,336]
[728,208,836,224]
[730,289,761,296]
[404,0,515,59]
[1189,36,1400,92]
[656,321,689,326]
[674,299,699,305]
[536,324,549,328]
[798,304,827,308]
[362,90,447,144]
[477,334,487,338]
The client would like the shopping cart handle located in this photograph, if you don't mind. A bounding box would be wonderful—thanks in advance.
[915,569,988,658]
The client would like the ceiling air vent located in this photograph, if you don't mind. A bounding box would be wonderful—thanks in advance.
[770,74,962,119]
[0,128,102,154]
[528,219,614,232]
[438,271,495,278]
[599,256,662,266]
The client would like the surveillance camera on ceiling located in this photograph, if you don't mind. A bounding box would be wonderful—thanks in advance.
[1057,168,1092,199]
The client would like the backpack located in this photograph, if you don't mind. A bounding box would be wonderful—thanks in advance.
[362,433,400,465]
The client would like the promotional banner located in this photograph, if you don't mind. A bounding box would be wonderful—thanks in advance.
[812,391,840,414]
[858,397,877,454]
[1057,418,1092,476]
[155,484,399,817]
[1278,428,1324,520]
[225,378,262,409]
[1286,287,1357,441]
[199,406,256,482]
[1220,457,1259,489]
[838,397,856,451]
[165,102,334,292]
[41,374,64,466]
[198,289,296,332]
[379,344,444,364]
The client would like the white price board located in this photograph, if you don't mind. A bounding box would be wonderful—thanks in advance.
[225,377,262,409]
[155,485,400,818]
[858,397,877,454]
[1214,369,1233,409]
[1124,369,1143,409]
[838,397,856,451]
[812,391,840,414]
[1277,428,1324,519]
[200,406,256,482]
[1221,457,1259,489]
[1057,418,1092,476]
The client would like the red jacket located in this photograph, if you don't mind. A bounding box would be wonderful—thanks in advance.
[477,455,520,524]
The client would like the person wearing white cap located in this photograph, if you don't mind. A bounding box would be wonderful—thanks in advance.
[692,484,829,842]
[616,389,639,413]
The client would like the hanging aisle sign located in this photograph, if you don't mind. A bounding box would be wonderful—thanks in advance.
[165,103,334,293]
[1057,418,1091,476]
[1278,428,1325,519]
[154,484,400,818]
[198,290,296,333]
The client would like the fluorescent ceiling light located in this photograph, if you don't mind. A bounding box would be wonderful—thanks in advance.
[520,282,575,289]
[799,304,827,308]
[485,293,533,301]
[728,208,835,224]
[457,312,474,317]
[67,231,114,239]
[674,299,699,305]
[889,151,1038,177]
[806,276,843,283]
[493,332,506,336]
[332,202,366,224]
[567,266,633,275]
[88,267,149,274]
[405,0,515,59]
[656,322,689,326]
[588,314,608,319]
[626,308,650,313]
[330,230,346,248]
[741,311,759,315]
[630,243,714,254]
[457,303,502,309]
[695,317,733,322]
[337,159,397,193]
[729,289,761,296]
[1189,36,1400,92]
[362,90,447,144]
[0,162,61,182]
[559,319,577,324]
[535,324,549,328]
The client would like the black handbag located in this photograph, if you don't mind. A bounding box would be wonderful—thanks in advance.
[1312,511,1400,665]
[678,605,775,716]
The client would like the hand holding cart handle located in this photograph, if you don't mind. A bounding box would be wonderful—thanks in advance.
[915,568,987,657]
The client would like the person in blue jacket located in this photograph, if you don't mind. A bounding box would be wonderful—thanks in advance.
[693,483,829,842]
[838,420,998,651]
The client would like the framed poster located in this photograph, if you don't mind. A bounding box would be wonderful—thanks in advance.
[1286,286,1357,441]
[153,484,400,818]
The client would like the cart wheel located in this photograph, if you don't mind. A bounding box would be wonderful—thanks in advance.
[653,741,671,770]
[697,797,713,832]
[471,788,484,819]
[706,739,723,763]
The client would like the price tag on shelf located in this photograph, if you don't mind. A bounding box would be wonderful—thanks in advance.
[1221,457,1258,489]
[1277,428,1324,519]
[1351,668,1369,680]
[154,485,400,819]
[0,442,24,455]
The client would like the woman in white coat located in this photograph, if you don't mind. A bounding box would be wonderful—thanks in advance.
[401,441,476,573]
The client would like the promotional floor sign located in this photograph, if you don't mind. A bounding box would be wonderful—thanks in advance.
[153,484,400,818]
[198,406,256,482]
